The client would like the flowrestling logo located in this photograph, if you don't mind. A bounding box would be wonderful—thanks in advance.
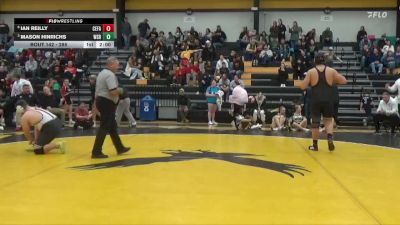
[71,150,310,178]
[367,11,388,19]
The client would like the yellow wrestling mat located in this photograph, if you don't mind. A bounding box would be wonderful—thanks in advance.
[0,134,399,225]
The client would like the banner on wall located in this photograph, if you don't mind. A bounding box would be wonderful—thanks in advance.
[320,15,333,22]
[183,16,195,23]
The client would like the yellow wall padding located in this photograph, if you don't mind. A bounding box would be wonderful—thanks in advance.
[125,0,252,10]
[260,0,397,9]
[0,0,115,11]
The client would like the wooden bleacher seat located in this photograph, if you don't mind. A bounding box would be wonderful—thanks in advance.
[293,80,302,87]
[245,67,279,74]
[136,79,148,85]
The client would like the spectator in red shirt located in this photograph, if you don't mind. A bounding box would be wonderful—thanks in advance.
[64,49,76,61]
[74,102,93,130]
[64,60,77,77]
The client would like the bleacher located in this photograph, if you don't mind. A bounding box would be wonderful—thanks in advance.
[77,43,399,126]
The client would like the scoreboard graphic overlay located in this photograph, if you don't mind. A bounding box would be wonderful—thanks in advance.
[14,18,115,49]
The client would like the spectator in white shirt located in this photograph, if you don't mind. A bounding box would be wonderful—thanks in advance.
[229,75,244,92]
[24,55,38,78]
[373,92,399,134]
[385,78,400,108]
[11,73,33,97]
[215,55,229,71]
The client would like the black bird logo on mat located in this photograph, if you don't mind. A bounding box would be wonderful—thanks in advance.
[71,150,310,178]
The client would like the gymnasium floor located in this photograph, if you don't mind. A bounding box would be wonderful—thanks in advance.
[0,123,399,225]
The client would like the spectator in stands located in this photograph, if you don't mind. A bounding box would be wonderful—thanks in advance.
[359,89,373,126]
[382,40,395,56]
[357,26,367,44]
[137,18,150,39]
[252,92,267,126]
[39,51,54,78]
[305,28,316,44]
[289,104,309,132]
[186,66,198,87]
[277,19,286,42]
[212,25,227,48]
[25,55,38,78]
[245,39,257,61]
[321,27,333,47]
[360,45,370,69]
[206,79,220,126]
[278,60,289,87]
[293,49,306,80]
[61,79,73,125]
[174,26,184,44]
[0,20,9,45]
[382,50,396,74]
[50,63,64,77]
[277,38,289,61]
[177,88,190,123]
[39,86,65,124]
[150,50,165,76]
[373,92,399,134]
[269,21,280,50]
[15,84,38,131]
[166,32,175,51]
[231,56,244,78]
[216,55,229,71]
[369,48,383,75]
[395,46,400,67]
[74,102,93,130]
[229,75,244,93]
[218,61,229,78]
[124,55,144,80]
[377,34,387,50]
[64,60,77,85]
[239,26,249,50]
[218,73,230,101]
[306,39,318,60]
[271,106,287,131]
[359,36,371,52]
[202,40,217,62]
[0,61,7,81]
[11,73,33,97]
[258,45,273,66]
[199,70,212,94]
[289,21,302,50]
[325,47,343,67]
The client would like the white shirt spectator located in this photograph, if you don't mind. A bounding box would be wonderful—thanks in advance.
[25,59,38,72]
[382,45,395,56]
[229,79,245,91]
[216,58,229,71]
[387,78,400,102]
[377,97,398,116]
[11,78,34,97]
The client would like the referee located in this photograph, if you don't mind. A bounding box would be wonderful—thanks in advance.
[91,56,130,158]
[300,53,347,151]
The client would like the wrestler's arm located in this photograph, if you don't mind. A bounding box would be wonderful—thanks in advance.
[21,115,34,144]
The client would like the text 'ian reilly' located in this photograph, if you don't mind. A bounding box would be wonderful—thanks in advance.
[19,26,48,31]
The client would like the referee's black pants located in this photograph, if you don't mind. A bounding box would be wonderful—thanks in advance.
[373,113,400,133]
[92,97,124,155]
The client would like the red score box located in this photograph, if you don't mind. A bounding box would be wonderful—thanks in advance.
[102,24,114,32]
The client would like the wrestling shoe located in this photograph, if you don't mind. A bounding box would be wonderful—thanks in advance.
[57,141,66,154]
